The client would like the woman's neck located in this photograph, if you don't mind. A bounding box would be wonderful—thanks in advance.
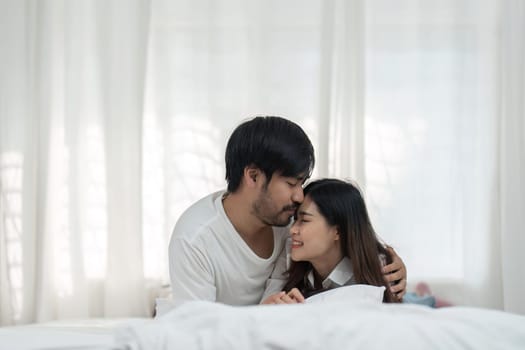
[311,253,344,281]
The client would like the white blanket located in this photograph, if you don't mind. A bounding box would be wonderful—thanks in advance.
[119,299,525,349]
[3,285,523,350]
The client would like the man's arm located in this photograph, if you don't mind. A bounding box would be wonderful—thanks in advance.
[259,238,306,304]
[169,237,216,306]
[260,239,289,303]
[383,247,407,299]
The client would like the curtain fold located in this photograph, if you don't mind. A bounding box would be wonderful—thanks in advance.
[1,0,154,324]
[319,0,366,184]
[499,0,525,315]
[98,0,151,318]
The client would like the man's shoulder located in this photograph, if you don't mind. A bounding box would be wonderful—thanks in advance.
[171,190,225,242]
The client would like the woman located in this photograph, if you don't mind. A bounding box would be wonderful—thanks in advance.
[282,178,399,303]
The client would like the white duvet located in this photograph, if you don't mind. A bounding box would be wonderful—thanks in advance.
[2,285,524,350]
[119,286,525,350]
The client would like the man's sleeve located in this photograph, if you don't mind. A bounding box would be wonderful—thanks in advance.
[260,238,289,302]
[169,237,216,306]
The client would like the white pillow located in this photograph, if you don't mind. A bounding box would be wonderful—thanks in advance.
[304,284,385,304]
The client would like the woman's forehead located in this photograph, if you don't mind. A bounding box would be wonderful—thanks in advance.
[298,196,318,214]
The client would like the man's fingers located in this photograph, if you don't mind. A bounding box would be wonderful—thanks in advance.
[393,282,407,300]
[382,259,403,274]
[384,269,404,283]
[382,247,403,272]
[381,246,407,300]
[382,264,397,274]
[390,278,406,294]
[396,288,407,300]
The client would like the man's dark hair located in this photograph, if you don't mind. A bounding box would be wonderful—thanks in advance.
[225,116,315,192]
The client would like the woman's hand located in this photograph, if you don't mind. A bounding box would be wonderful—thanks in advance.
[383,247,407,300]
[260,288,305,304]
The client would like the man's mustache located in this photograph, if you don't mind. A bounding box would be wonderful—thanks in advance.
[283,204,298,212]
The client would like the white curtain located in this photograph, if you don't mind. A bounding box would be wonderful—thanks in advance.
[0,0,153,324]
[499,0,525,315]
[0,0,523,325]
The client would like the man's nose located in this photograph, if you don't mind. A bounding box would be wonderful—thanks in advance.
[291,186,304,204]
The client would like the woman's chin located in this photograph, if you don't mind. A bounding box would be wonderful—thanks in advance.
[290,253,306,262]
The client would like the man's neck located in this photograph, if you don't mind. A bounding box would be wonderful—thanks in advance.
[222,191,269,237]
[222,191,274,258]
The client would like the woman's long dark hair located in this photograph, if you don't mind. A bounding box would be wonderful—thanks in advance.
[283,179,399,303]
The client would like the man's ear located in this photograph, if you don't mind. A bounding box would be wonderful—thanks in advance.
[244,166,260,188]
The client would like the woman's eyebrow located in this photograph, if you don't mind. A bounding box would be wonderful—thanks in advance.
[298,210,314,217]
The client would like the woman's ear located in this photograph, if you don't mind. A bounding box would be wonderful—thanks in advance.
[333,227,340,241]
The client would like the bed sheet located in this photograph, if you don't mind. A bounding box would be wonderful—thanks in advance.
[0,318,147,350]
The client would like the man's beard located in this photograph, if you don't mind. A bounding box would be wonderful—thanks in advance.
[253,192,297,227]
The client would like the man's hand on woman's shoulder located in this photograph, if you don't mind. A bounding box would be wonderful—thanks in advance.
[383,247,407,300]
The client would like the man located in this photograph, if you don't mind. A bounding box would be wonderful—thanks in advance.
[168,116,406,307]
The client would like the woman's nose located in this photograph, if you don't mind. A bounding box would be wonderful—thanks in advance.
[290,222,299,236]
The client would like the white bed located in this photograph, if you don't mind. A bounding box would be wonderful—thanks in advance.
[0,318,134,350]
[2,286,525,350]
